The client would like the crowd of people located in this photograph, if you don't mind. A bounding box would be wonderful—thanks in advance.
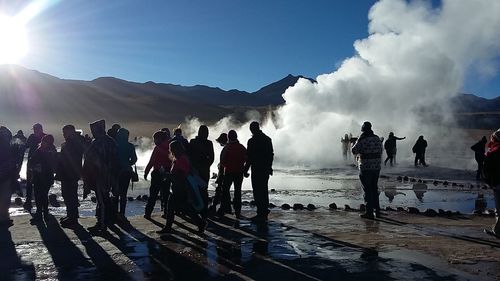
[0,120,274,236]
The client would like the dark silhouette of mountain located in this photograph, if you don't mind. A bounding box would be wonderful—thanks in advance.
[0,65,498,133]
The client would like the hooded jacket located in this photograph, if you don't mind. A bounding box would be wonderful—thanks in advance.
[116,128,137,172]
[57,133,86,182]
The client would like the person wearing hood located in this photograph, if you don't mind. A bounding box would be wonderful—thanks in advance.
[24,123,47,212]
[29,134,57,223]
[114,127,137,222]
[107,123,121,140]
[57,125,86,228]
[170,128,189,150]
[351,121,383,219]
[83,119,118,234]
[219,130,246,218]
[412,136,428,167]
[483,129,500,238]
[384,132,405,166]
[188,125,214,219]
[0,126,16,227]
[144,130,172,219]
[471,136,488,180]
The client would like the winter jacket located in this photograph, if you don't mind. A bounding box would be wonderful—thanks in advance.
[26,133,46,160]
[145,140,172,174]
[30,145,57,188]
[0,143,16,184]
[116,129,137,173]
[351,131,382,171]
[244,131,274,174]
[83,134,118,191]
[483,145,500,186]
[57,134,86,182]
[221,141,247,174]
[188,137,214,175]
[471,140,486,162]
[412,138,427,154]
[170,154,190,194]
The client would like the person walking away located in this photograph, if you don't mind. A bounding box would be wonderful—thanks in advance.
[114,128,137,223]
[471,136,487,180]
[57,125,86,228]
[0,127,16,227]
[482,129,500,238]
[209,133,228,214]
[170,128,189,149]
[351,121,383,219]
[24,123,46,212]
[219,130,246,218]
[244,122,274,223]
[144,131,172,219]
[157,141,206,234]
[11,130,27,196]
[384,132,406,166]
[188,125,214,219]
[83,120,118,235]
[29,135,57,223]
[413,136,428,167]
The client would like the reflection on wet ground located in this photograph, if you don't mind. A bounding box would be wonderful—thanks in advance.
[0,211,487,281]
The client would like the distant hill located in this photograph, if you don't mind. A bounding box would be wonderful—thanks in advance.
[0,65,498,134]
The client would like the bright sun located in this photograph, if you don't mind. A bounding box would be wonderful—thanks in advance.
[0,15,28,64]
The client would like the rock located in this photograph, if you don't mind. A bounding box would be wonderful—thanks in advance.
[380,175,389,179]
[270,189,276,193]
[458,184,464,187]
[14,197,23,206]
[136,195,142,201]
[403,176,409,181]
[396,207,405,212]
[127,197,134,201]
[397,176,403,181]
[452,182,457,186]
[91,196,97,203]
[423,209,437,217]
[269,203,276,208]
[445,210,453,216]
[345,204,353,211]
[250,200,256,206]
[293,203,304,210]
[281,203,291,210]
[329,203,338,210]
[454,211,462,215]
[306,204,316,211]
[410,178,417,182]
[417,179,423,183]
[407,207,420,214]
[433,180,439,185]
[487,209,496,216]
[422,180,427,184]
[141,195,149,201]
[438,209,446,215]
[385,206,395,211]
[359,204,366,212]
[443,181,449,186]
[481,186,488,190]
[242,201,250,206]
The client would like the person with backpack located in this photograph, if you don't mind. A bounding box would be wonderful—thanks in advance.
[114,128,137,223]
[157,141,206,234]
[57,125,86,228]
[144,130,172,219]
[412,136,428,167]
[83,120,118,235]
[219,130,246,218]
[471,136,487,180]
[29,135,57,223]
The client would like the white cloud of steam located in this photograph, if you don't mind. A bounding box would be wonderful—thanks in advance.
[148,0,500,170]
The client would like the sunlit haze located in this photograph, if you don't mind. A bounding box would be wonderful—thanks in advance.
[0,15,28,63]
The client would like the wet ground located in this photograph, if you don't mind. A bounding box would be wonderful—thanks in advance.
[1,209,499,281]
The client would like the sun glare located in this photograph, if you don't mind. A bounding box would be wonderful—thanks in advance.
[0,15,28,64]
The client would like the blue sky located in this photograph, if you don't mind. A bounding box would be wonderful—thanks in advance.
[2,0,499,97]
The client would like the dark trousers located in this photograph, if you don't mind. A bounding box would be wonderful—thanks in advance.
[494,189,500,233]
[220,172,243,214]
[165,184,203,229]
[476,157,484,180]
[384,151,394,166]
[61,180,79,220]
[95,184,111,229]
[25,169,33,205]
[415,153,426,166]
[251,171,270,218]
[145,170,171,216]
[115,172,131,215]
[359,169,380,214]
[34,183,50,215]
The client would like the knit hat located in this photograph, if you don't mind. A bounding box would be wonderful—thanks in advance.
[361,121,372,132]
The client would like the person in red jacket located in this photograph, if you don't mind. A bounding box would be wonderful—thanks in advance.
[144,130,172,219]
[219,130,246,218]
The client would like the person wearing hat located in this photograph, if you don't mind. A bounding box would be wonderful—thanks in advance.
[82,119,118,234]
[483,129,500,238]
[24,123,47,212]
[0,126,16,227]
[351,121,383,219]
[209,133,228,214]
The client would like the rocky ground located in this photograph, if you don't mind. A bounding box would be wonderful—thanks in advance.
[1,208,499,281]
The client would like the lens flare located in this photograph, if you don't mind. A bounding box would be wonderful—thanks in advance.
[0,15,28,63]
